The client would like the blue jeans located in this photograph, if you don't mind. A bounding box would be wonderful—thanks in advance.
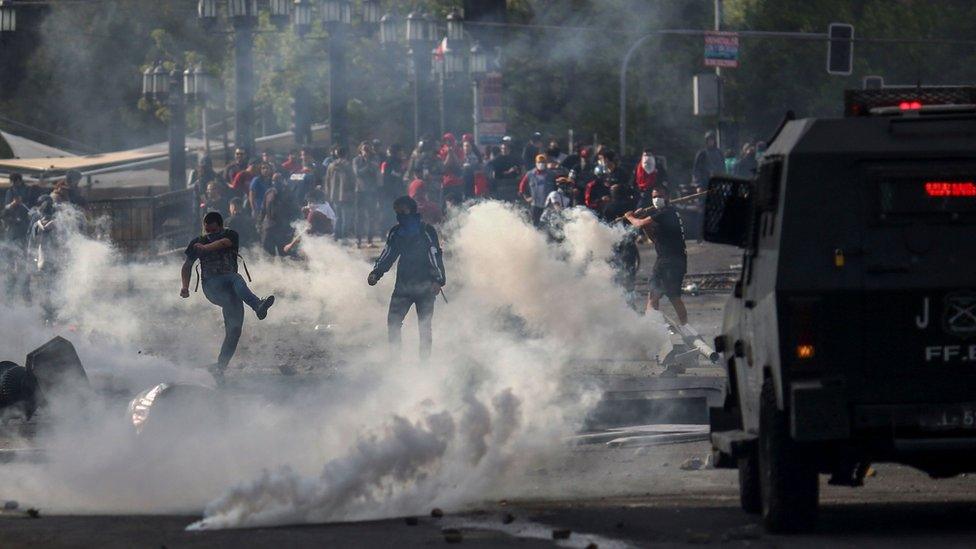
[201,273,261,368]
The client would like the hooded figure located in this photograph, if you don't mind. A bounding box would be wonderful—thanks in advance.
[368,196,447,361]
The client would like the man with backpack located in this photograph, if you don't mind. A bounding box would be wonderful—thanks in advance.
[181,211,275,381]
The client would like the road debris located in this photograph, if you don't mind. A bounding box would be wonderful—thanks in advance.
[552,528,572,539]
[26,508,40,519]
[442,528,463,543]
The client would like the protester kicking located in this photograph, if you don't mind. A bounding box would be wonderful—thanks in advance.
[180,211,275,383]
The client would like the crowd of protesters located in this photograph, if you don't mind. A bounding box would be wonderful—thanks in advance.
[1,127,762,327]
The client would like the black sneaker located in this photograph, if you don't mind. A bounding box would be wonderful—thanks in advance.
[256,295,275,320]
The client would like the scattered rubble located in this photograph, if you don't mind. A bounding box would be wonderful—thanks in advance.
[680,457,705,471]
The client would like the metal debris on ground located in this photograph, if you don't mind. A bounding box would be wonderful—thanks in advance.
[552,528,572,539]
[680,456,706,471]
[442,528,463,543]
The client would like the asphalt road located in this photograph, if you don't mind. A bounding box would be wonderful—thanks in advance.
[3,444,976,548]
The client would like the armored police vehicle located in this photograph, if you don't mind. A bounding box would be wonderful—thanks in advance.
[706,87,976,533]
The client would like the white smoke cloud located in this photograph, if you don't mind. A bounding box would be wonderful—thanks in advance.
[0,200,667,528]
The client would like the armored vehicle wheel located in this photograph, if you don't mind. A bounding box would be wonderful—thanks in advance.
[738,446,761,514]
[759,379,818,533]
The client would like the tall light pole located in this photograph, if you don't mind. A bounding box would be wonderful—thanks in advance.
[324,0,351,151]
[230,0,258,156]
[407,11,434,143]
[469,44,488,145]
[143,62,206,192]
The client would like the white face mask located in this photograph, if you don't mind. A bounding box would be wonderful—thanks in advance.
[536,163,546,171]
[652,197,666,209]
[641,155,656,173]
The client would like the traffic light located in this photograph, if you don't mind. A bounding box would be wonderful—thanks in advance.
[827,23,854,75]
[292,86,311,146]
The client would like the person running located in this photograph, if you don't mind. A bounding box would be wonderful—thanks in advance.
[367,196,446,361]
[624,188,688,325]
[180,211,275,382]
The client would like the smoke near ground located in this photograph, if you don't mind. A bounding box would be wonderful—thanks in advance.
[0,201,667,528]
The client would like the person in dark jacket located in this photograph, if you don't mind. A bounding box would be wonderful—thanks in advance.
[225,198,258,249]
[352,140,380,247]
[367,196,446,361]
[180,211,275,381]
[692,131,726,189]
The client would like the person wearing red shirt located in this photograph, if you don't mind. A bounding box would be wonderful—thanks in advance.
[408,179,443,226]
[633,148,669,208]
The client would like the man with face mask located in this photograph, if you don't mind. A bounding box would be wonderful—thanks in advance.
[519,154,555,227]
[624,188,688,325]
[633,148,669,208]
[368,196,446,361]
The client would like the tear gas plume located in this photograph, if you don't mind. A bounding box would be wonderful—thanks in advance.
[0,201,666,528]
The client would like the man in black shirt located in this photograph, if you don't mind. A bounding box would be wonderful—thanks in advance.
[181,212,275,380]
[486,140,522,201]
[367,196,446,361]
[625,188,688,325]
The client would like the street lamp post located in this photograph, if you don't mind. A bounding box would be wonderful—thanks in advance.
[229,1,257,156]
[324,0,350,151]
[407,11,433,143]
[468,44,488,145]
[142,63,190,193]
